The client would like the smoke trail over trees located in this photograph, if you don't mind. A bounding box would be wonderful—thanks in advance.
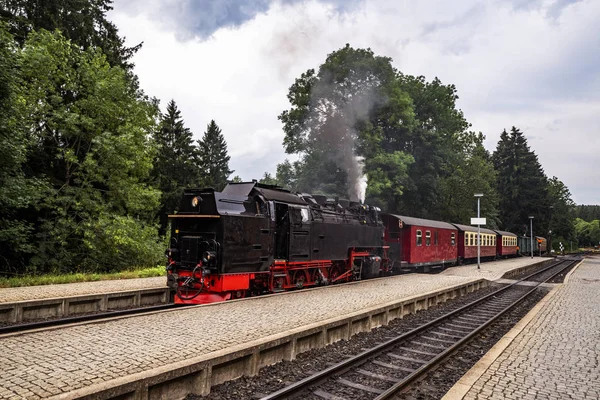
[278,45,396,202]
[277,44,499,222]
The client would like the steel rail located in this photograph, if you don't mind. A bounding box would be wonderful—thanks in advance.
[261,257,578,400]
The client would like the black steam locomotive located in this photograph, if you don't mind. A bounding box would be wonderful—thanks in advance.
[165,182,388,304]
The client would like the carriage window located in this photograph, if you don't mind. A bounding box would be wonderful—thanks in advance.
[300,207,310,222]
[426,231,431,246]
[469,234,474,246]
[451,233,456,246]
[416,230,422,246]
[434,231,438,245]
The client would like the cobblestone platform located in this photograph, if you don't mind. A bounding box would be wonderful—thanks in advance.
[0,276,166,304]
[450,256,600,400]
[0,258,544,399]
[441,256,545,281]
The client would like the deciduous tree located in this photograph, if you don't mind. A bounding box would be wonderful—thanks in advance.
[0,23,47,274]
[279,44,414,203]
[0,0,140,70]
[18,30,161,273]
[438,132,500,226]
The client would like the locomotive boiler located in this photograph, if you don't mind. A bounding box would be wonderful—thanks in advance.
[166,182,389,304]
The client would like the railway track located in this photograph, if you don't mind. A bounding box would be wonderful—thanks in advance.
[261,257,580,400]
[0,303,182,335]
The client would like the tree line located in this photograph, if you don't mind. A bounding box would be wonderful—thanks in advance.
[0,1,593,276]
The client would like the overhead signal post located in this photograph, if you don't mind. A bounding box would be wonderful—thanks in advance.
[472,194,485,270]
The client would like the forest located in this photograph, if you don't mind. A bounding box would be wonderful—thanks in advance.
[0,0,596,277]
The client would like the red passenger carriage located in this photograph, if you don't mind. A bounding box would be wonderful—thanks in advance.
[382,214,458,272]
[452,223,497,263]
[495,230,518,257]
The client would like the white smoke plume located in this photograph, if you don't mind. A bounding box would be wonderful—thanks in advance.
[308,82,383,202]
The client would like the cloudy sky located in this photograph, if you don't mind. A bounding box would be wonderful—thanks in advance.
[109,0,599,204]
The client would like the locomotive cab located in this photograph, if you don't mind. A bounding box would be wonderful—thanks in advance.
[167,184,274,303]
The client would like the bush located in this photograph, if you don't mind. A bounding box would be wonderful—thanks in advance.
[83,214,165,273]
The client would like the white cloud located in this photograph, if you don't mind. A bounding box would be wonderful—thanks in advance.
[110,0,599,203]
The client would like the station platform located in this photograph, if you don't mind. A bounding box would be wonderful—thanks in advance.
[0,255,541,304]
[444,255,600,400]
[0,257,547,399]
[0,276,165,304]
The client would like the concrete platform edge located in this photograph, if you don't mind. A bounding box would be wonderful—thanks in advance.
[46,279,490,400]
[0,287,170,323]
[442,258,586,400]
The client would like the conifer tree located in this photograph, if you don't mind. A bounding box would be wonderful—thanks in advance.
[153,100,201,234]
[197,120,233,190]
[492,127,552,234]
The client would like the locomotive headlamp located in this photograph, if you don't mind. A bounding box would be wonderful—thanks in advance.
[202,251,217,269]
[191,196,201,207]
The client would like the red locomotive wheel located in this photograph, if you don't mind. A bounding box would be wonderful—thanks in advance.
[329,265,344,283]
[310,268,323,285]
[292,270,308,288]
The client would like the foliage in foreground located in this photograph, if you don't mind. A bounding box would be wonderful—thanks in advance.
[0,26,164,274]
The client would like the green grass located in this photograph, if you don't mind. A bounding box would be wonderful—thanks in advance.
[0,266,166,288]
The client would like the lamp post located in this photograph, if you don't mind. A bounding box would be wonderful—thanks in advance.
[475,194,483,269]
[529,216,534,258]
[548,205,554,256]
